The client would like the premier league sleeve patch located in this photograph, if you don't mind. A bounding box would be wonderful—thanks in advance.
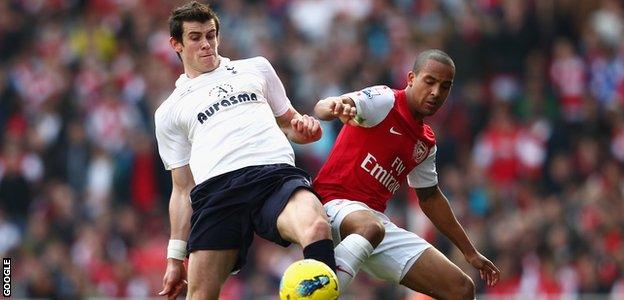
[347,86,395,128]
[361,87,383,99]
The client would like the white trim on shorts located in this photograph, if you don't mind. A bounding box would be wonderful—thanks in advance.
[324,199,432,283]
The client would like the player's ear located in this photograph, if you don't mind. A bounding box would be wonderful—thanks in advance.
[407,71,416,87]
[170,36,183,53]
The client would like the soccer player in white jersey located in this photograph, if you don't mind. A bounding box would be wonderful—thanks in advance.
[313,49,500,299]
[155,2,336,299]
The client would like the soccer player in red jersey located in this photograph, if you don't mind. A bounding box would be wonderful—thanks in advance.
[313,49,500,299]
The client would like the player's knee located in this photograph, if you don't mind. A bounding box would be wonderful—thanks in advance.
[353,220,385,247]
[187,285,219,300]
[451,274,475,300]
[304,217,332,242]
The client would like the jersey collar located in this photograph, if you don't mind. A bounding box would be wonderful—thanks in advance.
[175,56,231,88]
[396,89,424,125]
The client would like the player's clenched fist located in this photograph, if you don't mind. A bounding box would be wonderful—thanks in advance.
[290,114,322,142]
[314,96,358,125]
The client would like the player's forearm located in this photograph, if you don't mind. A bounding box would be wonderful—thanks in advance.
[314,96,357,121]
[314,99,338,121]
[168,188,192,241]
[418,188,478,256]
[285,129,319,144]
[277,109,322,144]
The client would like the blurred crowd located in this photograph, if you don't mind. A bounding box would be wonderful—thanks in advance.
[1,0,623,299]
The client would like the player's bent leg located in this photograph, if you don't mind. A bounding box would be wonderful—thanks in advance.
[400,247,475,300]
[325,201,384,292]
[277,188,331,245]
[276,188,336,270]
[339,210,385,247]
[187,249,238,300]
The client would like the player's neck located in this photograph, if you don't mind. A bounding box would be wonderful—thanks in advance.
[409,109,425,122]
[404,89,425,122]
[184,57,221,79]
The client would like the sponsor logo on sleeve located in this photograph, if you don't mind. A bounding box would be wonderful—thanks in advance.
[361,87,382,99]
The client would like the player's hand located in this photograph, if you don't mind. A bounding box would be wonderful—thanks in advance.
[290,114,322,142]
[159,258,187,300]
[465,252,500,287]
[325,97,357,124]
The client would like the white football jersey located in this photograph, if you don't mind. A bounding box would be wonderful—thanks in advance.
[155,56,295,184]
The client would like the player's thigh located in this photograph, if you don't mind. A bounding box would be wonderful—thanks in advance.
[360,219,431,283]
[187,249,238,298]
[323,199,375,242]
[339,209,385,246]
[399,247,472,298]
[276,188,328,245]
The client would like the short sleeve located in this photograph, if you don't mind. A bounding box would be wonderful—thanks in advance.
[154,105,191,170]
[255,57,292,117]
[344,85,395,127]
[407,146,438,188]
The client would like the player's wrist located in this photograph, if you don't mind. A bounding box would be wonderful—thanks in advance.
[167,239,188,260]
[462,248,479,260]
[340,96,356,107]
[166,258,185,266]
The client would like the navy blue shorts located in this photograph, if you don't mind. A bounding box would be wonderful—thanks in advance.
[187,164,316,272]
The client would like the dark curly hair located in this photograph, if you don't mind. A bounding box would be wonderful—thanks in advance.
[169,1,220,44]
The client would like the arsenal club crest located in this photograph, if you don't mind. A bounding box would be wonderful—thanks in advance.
[412,140,429,164]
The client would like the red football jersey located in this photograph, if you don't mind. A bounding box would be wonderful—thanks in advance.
[313,86,438,212]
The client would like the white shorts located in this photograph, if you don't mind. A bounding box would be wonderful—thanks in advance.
[324,199,432,283]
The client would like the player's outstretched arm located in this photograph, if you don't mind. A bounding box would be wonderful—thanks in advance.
[276,107,322,144]
[159,165,194,299]
[314,96,358,124]
[415,185,500,287]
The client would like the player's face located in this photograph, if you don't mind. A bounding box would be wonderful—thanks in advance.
[406,59,454,119]
[170,20,220,78]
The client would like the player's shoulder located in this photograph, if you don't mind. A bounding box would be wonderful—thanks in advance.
[154,85,184,123]
[230,56,272,71]
[157,73,191,113]
[359,85,395,97]
[348,85,397,127]
[421,122,436,144]
[355,85,397,106]
[154,95,174,123]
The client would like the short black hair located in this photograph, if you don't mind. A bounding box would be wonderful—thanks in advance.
[412,49,455,73]
[169,1,220,44]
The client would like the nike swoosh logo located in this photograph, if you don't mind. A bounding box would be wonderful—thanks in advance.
[336,265,354,278]
[389,127,402,135]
